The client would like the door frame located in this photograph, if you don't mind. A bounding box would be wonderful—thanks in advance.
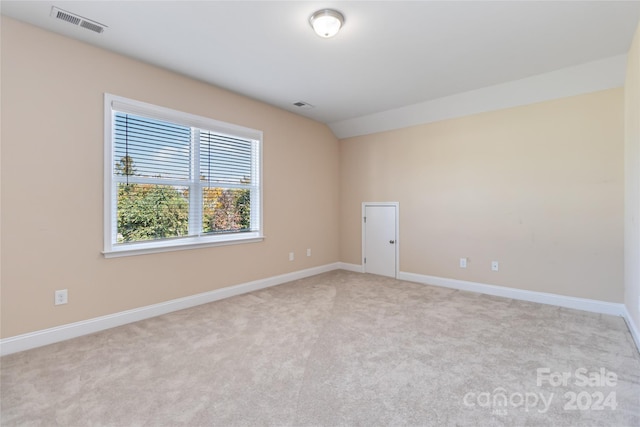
[362,202,400,278]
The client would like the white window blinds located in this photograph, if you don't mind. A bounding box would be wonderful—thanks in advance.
[104,94,262,256]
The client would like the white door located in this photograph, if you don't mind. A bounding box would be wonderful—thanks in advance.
[363,204,397,278]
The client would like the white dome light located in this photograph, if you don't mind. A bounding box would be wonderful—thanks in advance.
[309,9,344,38]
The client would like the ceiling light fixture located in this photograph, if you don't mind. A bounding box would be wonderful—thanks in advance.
[309,9,344,38]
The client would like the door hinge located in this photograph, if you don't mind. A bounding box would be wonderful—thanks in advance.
[363,216,366,223]
[364,257,367,264]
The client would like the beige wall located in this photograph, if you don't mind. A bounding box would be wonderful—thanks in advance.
[625,23,640,333]
[0,17,340,338]
[340,89,624,302]
[0,15,630,340]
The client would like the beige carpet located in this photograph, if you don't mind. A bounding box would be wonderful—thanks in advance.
[1,270,639,426]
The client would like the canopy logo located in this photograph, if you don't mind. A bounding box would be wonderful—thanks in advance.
[462,388,553,415]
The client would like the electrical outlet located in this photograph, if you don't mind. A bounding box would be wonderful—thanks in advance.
[491,261,499,272]
[289,252,294,261]
[55,289,68,305]
[459,258,467,268]
[307,248,311,257]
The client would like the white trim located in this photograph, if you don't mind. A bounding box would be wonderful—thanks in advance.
[337,262,364,273]
[397,271,625,316]
[329,55,627,139]
[104,94,114,254]
[400,271,639,354]
[103,93,263,257]
[362,202,400,278]
[109,95,262,141]
[622,307,640,354]
[103,235,264,258]
[5,265,635,356]
[0,263,341,356]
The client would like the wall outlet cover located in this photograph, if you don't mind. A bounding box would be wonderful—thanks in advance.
[55,289,68,305]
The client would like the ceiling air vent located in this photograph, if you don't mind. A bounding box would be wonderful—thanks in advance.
[50,7,107,34]
[293,101,314,110]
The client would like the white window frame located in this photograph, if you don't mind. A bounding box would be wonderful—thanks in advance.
[103,94,263,258]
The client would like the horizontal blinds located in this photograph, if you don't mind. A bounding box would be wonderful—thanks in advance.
[198,131,259,234]
[112,107,260,243]
[114,113,191,181]
[110,98,261,142]
[199,131,254,185]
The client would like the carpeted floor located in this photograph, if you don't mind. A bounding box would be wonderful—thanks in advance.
[1,270,639,426]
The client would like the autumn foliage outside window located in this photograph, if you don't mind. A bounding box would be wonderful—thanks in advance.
[106,98,261,254]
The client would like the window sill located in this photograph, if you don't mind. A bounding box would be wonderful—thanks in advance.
[103,234,264,258]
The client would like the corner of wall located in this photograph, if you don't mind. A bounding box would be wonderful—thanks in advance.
[624,21,640,344]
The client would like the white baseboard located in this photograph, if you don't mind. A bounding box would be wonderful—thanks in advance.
[622,307,640,353]
[337,262,364,273]
[0,263,342,356]
[397,271,626,316]
[399,271,639,354]
[4,265,636,356]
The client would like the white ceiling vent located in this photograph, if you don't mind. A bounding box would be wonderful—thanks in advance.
[50,7,107,34]
[293,101,315,110]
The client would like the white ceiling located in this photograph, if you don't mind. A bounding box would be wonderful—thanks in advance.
[2,1,640,137]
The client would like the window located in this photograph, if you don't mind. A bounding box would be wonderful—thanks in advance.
[104,94,262,257]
